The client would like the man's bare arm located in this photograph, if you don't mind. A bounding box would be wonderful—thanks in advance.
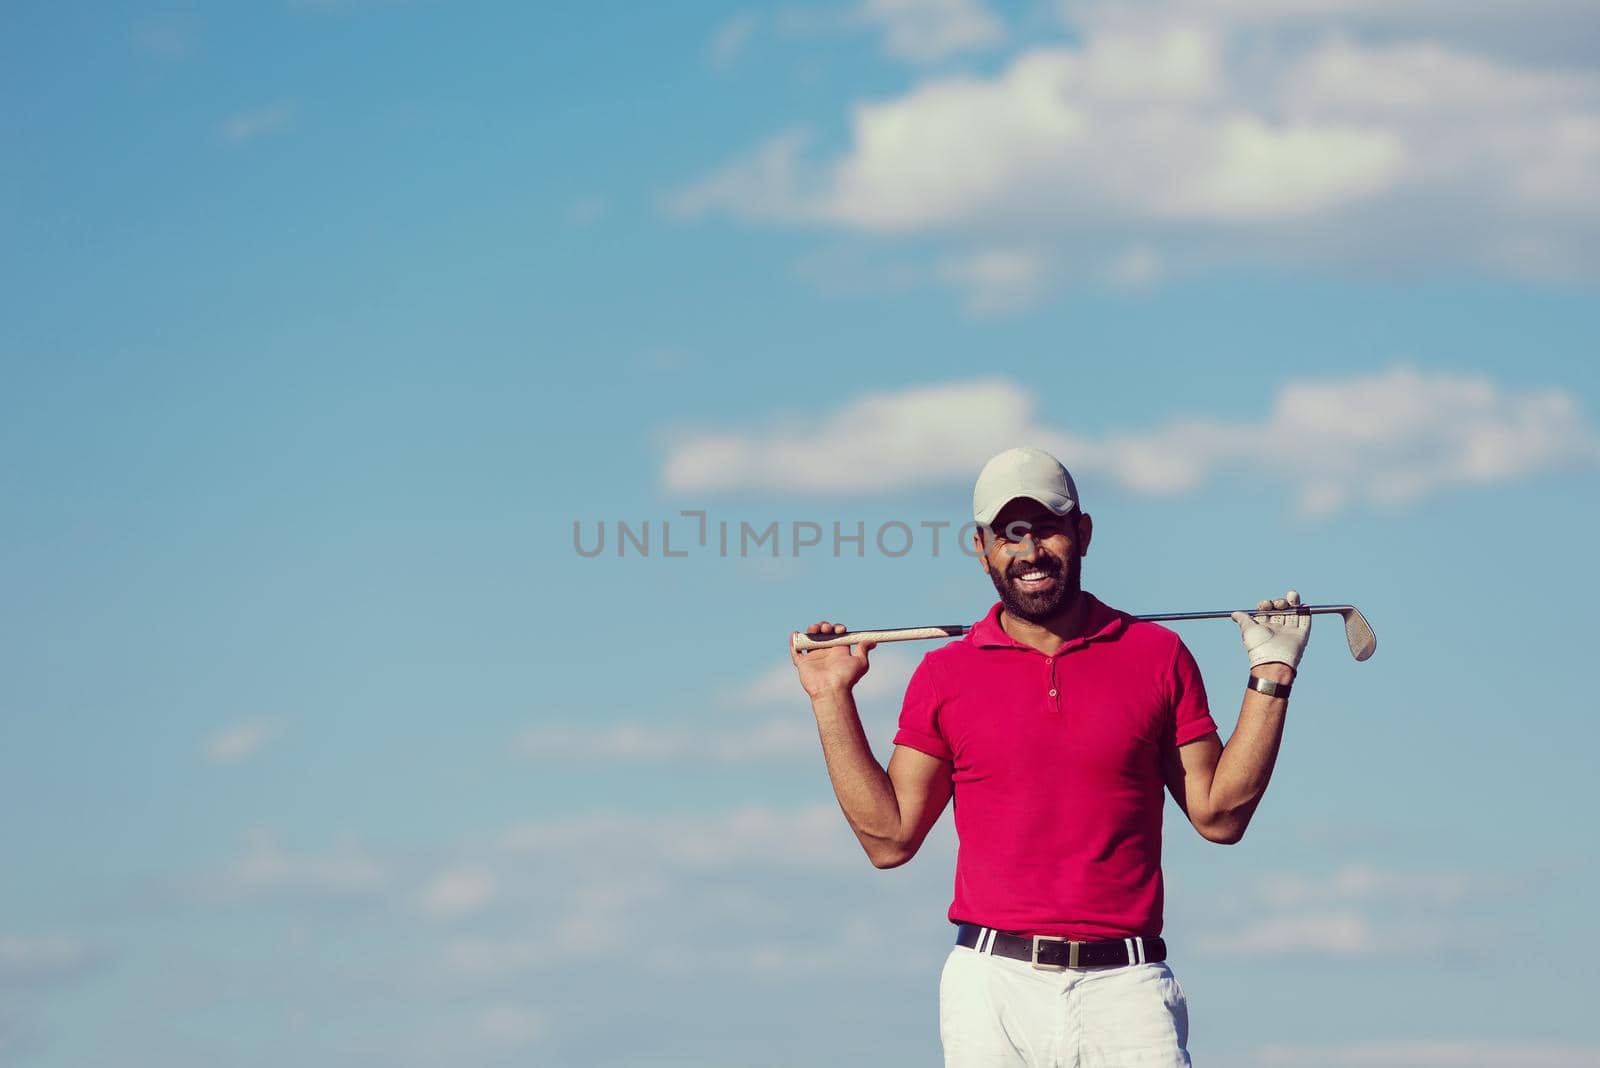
[1162,661,1293,844]
[793,621,953,868]
[1165,591,1310,844]
[812,688,953,867]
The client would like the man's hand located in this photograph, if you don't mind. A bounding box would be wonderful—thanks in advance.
[791,621,875,700]
[1231,589,1312,670]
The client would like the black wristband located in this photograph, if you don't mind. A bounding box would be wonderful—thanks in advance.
[1247,674,1292,699]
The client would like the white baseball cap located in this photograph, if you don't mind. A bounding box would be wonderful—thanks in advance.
[972,447,1080,527]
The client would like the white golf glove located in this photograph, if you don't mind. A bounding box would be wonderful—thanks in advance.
[1232,589,1312,670]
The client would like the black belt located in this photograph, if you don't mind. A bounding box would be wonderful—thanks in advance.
[955,923,1166,970]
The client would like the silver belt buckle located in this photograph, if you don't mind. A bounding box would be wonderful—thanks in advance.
[1029,934,1079,970]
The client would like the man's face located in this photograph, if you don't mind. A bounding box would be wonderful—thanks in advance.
[978,499,1087,624]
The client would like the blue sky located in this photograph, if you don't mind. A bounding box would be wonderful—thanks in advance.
[3,1,1599,1065]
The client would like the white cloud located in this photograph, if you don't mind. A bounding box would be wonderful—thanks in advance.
[1253,863,1482,910]
[441,882,665,979]
[662,378,1037,494]
[789,243,1048,315]
[1198,906,1474,959]
[1250,1040,1600,1067]
[1070,0,1600,59]
[500,805,860,870]
[442,936,551,980]
[566,195,607,225]
[1107,244,1163,288]
[0,1012,34,1059]
[857,0,1005,63]
[1168,115,1406,220]
[202,720,278,765]
[670,128,821,225]
[1196,910,1384,957]
[0,935,101,987]
[648,806,855,864]
[518,717,816,764]
[435,806,958,986]
[1283,39,1597,119]
[1198,862,1514,959]
[440,877,942,982]
[473,1005,546,1049]
[632,346,692,373]
[219,102,295,145]
[427,806,911,980]
[521,645,920,767]
[133,22,192,61]
[1260,366,1600,514]
[937,247,1047,315]
[673,12,1600,278]
[675,29,1401,231]
[415,867,498,920]
[709,11,760,69]
[197,833,387,903]
[723,660,805,707]
[723,647,917,709]
[660,367,1600,517]
[634,915,921,977]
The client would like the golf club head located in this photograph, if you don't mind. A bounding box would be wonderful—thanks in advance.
[1137,604,1377,663]
[1336,606,1377,662]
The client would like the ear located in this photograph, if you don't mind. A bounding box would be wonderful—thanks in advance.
[1075,512,1093,557]
[973,527,994,575]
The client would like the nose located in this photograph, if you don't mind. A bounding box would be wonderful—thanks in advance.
[1008,535,1041,563]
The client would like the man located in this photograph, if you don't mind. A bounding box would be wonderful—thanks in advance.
[789,446,1309,1067]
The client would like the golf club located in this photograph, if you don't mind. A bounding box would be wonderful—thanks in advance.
[791,604,1376,661]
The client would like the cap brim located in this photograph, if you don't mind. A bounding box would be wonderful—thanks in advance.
[974,493,1077,527]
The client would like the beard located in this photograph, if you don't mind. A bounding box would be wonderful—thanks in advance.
[987,546,1083,624]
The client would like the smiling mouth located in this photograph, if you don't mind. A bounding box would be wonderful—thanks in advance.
[1011,568,1057,590]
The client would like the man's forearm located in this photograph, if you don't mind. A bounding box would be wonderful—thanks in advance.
[810,686,907,863]
[1207,663,1295,837]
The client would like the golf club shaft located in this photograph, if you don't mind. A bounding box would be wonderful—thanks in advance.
[792,604,1375,661]
[1135,605,1352,623]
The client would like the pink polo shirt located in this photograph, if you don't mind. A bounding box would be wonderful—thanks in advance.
[893,595,1217,940]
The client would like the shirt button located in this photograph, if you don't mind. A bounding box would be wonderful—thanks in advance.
[1046,658,1053,665]
[1048,689,1058,697]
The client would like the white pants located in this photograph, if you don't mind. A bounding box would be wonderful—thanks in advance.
[939,945,1192,1067]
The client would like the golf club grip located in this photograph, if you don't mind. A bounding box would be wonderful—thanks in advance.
[792,625,968,651]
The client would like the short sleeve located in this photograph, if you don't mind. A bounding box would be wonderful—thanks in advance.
[1169,639,1218,747]
[892,656,952,761]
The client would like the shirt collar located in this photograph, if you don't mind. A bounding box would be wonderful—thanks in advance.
[969,593,1126,653]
